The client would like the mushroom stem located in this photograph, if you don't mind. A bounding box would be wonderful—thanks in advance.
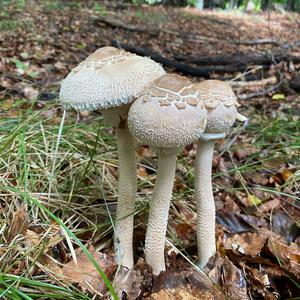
[145,151,177,275]
[114,126,137,269]
[195,137,218,268]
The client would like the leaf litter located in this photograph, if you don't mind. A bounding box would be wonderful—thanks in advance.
[0,1,299,299]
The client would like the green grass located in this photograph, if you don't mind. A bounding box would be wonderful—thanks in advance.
[0,98,299,298]
[0,106,119,299]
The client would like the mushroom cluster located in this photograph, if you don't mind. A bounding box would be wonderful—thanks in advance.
[59,46,246,276]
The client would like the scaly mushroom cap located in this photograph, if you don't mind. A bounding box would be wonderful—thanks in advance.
[59,46,165,111]
[196,80,240,133]
[128,74,207,149]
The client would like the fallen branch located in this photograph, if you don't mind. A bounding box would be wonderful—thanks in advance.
[229,39,282,47]
[174,52,300,66]
[111,41,265,78]
[92,16,159,35]
[228,76,278,88]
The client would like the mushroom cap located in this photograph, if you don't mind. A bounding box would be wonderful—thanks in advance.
[59,46,165,111]
[196,80,240,133]
[128,74,207,149]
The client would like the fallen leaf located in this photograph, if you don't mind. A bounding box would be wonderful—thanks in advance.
[0,99,14,111]
[272,93,285,100]
[272,169,294,185]
[137,166,149,177]
[175,223,194,242]
[248,194,263,206]
[113,267,143,299]
[271,210,299,244]
[7,207,28,243]
[259,198,281,213]
[223,232,267,256]
[62,246,116,294]
[209,256,249,300]
[25,229,41,247]
[267,239,300,270]
[23,86,39,100]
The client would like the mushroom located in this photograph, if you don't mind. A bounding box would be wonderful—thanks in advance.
[194,80,247,268]
[128,74,207,275]
[59,46,165,269]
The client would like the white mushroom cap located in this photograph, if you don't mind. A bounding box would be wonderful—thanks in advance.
[128,74,207,149]
[59,46,165,111]
[196,80,241,133]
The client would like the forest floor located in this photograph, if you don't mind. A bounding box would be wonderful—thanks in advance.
[0,1,299,299]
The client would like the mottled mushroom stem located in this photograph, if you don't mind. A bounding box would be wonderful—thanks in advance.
[145,150,177,275]
[195,132,225,268]
[114,126,136,269]
[102,107,136,269]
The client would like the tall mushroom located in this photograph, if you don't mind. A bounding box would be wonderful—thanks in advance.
[194,80,247,268]
[128,74,207,275]
[59,46,165,269]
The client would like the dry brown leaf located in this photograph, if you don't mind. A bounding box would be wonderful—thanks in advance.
[223,228,285,257]
[23,86,39,100]
[137,166,149,177]
[7,207,28,243]
[62,246,116,294]
[113,268,143,299]
[175,223,194,241]
[209,257,249,300]
[25,229,41,247]
[267,239,300,266]
[224,232,267,256]
[259,198,281,213]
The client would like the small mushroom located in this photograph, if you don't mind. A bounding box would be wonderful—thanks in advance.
[194,80,247,268]
[59,46,165,269]
[128,74,207,275]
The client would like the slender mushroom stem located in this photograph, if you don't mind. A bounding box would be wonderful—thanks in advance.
[195,133,225,268]
[145,151,177,275]
[114,126,137,269]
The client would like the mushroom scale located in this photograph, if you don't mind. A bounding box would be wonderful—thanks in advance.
[128,74,207,275]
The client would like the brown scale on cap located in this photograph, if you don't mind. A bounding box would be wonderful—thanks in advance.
[197,80,239,109]
[195,80,242,133]
[87,47,123,60]
[76,47,136,72]
[147,74,201,110]
[85,47,132,64]
[159,100,171,106]
[175,103,186,109]
[155,74,192,93]
[186,98,199,106]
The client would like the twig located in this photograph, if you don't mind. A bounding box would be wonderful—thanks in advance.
[230,38,282,47]
[228,76,277,88]
[238,80,283,100]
